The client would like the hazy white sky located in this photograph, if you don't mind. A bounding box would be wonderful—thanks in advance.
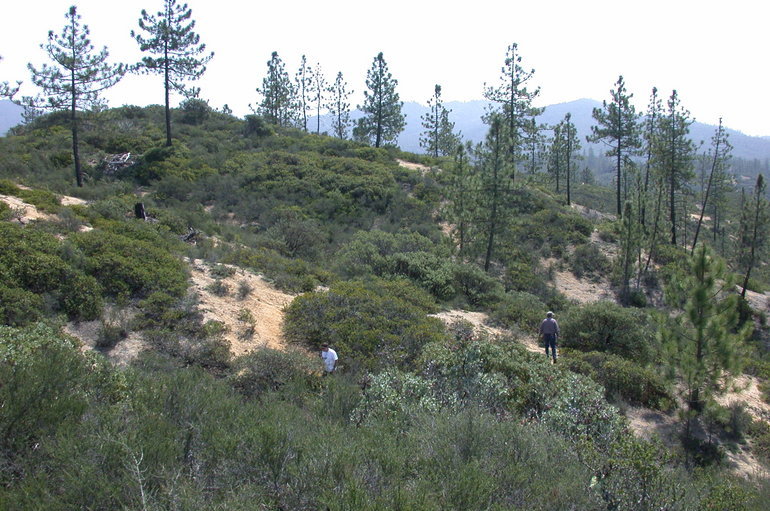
[1,0,768,135]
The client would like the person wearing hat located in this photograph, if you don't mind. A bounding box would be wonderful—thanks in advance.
[539,311,560,363]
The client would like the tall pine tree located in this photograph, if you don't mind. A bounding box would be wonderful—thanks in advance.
[663,245,749,436]
[294,54,311,131]
[132,0,213,147]
[326,71,352,139]
[691,118,731,254]
[483,43,542,184]
[353,52,405,148]
[26,6,126,187]
[310,62,326,135]
[737,174,769,299]
[655,90,695,246]
[587,75,641,216]
[420,84,460,157]
[255,51,294,127]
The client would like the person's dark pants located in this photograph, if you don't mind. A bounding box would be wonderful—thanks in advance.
[543,334,557,361]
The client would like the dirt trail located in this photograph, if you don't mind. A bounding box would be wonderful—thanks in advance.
[430,309,542,354]
[188,260,294,356]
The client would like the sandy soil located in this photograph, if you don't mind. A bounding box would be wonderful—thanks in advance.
[1,188,87,223]
[396,159,432,173]
[188,260,294,356]
[0,194,55,223]
[65,307,146,367]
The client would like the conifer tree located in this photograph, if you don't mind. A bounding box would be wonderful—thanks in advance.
[25,6,126,187]
[737,174,769,299]
[294,54,311,131]
[483,43,541,183]
[132,0,213,147]
[443,143,478,257]
[691,118,731,254]
[522,117,547,174]
[478,114,512,272]
[326,71,352,139]
[255,51,295,127]
[587,75,641,217]
[420,84,461,157]
[562,113,581,206]
[641,87,662,227]
[353,52,405,147]
[310,62,326,135]
[663,245,749,437]
[547,122,564,193]
[617,201,642,303]
[655,90,696,246]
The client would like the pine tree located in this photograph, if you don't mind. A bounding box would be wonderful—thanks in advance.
[617,201,642,303]
[25,6,126,187]
[478,114,512,272]
[691,118,731,254]
[443,143,478,257]
[132,0,213,147]
[522,117,547,174]
[326,71,352,139]
[663,245,749,436]
[587,75,641,216]
[737,174,769,299]
[420,84,461,157]
[641,87,662,227]
[655,90,696,246]
[310,62,326,135]
[562,113,581,206]
[294,54,311,131]
[547,122,564,193]
[353,52,405,148]
[483,43,541,183]
[255,51,294,127]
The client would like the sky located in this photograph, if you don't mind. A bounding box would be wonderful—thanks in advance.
[1,0,769,136]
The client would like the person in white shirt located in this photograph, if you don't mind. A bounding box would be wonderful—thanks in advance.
[320,343,338,374]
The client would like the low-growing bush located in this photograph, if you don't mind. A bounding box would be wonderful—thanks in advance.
[570,243,610,280]
[561,301,659,364]
[229,348,320,399]
[564,351,674,409]
[284,279,443,372]
[490,291,547,332]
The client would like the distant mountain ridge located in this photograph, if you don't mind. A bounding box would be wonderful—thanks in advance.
[392,99,770,162]
[0,100,23,135]
[4,97,770,163]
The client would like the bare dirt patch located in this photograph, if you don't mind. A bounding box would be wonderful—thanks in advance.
[430,309,542,354]
[626,376,770,479]
[188,260,295,356]
[65,307,146,367]
[396,159,432,174]
[0,194,54,223]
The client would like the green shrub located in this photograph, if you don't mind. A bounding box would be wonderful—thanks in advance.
[452,263,504,307]
[561,301,658,364]
[229,348,320,398]
[71,230,188,299]
[565,351,674,409]
[570,243,610,279]
[178,98,212,125]
[0,286,43,327]
[244,114,273,137]
[491,291,547,332]
[284,279,444,372]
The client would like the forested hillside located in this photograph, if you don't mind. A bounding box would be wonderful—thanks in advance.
[1,96,769,509]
